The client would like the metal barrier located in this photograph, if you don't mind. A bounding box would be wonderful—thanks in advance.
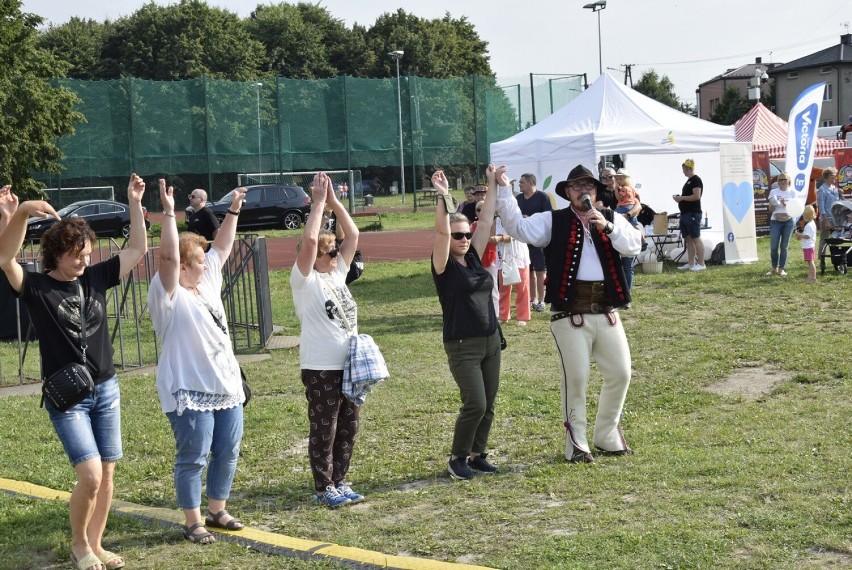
[0,234,272,385]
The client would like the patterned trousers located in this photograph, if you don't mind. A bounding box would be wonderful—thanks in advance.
[301,369,361,493]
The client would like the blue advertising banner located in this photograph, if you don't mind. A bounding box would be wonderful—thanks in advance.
[784,83,825,199]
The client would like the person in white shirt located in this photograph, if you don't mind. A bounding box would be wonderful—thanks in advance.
[766,171,798,276]
[493,164,642,463]
[148,179,247,544]
[290,172,365,508]
[794,205,817,282]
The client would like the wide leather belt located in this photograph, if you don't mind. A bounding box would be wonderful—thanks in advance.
[549,281,613,319]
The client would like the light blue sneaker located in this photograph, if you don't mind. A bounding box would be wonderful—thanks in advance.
[337,483,365,504]
[316,484,351,508]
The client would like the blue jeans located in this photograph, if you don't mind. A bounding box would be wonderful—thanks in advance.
[47,376,122,466]
[769,218,794,269]
[166,405,244,509]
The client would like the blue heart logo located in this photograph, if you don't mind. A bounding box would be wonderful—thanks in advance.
[722,181,753,224]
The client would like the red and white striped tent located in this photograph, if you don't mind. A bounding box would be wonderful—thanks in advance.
[734,102,844,158]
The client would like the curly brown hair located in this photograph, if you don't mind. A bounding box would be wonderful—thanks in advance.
[41,218,96,272]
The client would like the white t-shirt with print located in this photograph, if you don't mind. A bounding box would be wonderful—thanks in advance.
[148,249,243,414]
[291,260,357,370]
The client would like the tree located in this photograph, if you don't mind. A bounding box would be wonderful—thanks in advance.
[0,1,83,199]
[710,86,755,125]
[98,0,265,81]
[634,71,679,107]
[37,17,112,80]
[364,10,493,78]
[245,3,346,78]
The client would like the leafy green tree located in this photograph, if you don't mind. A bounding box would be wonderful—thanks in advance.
[364,10,493,79]
[0,2,83,198]
[99,0,265,80]
[245,2,344,78]
[634,70,679,107]
[37,17,112,80]
[710,86,755,125]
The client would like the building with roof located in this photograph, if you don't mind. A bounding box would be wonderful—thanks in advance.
[696,57,782,121]
[768,34,852,129]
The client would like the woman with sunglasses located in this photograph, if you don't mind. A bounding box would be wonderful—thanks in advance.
[766,171,797,276]
[431,167,501,481]
[291,172,364,507]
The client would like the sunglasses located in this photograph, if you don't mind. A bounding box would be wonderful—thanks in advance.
[451,232,473,240]
[601,175,613,180]
[322,247,339,258]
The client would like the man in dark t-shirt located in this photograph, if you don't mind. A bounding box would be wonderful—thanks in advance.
[186,189,220,242]
[674,159,705,271]
[516,173,551,312]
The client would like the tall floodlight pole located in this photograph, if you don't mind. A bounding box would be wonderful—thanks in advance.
[388,50,406,204]
[583,1,607,76]
[255,82,263,175]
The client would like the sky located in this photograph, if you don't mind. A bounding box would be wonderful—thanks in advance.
[20,0,852,103]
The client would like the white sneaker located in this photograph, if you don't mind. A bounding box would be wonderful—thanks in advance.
[690,264,706,271]
[677,264,693,270]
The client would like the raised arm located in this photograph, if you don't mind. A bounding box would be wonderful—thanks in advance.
[325,178,359,267]
[156,179,180,296]
[1,195,59,292]
[118,173,149,277]
[211,187,246,269]
[472,165,498,257]
[295,172,329,276]
[431,170,452,275]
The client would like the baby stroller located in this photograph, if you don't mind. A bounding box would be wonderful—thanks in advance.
[819,199,852,274]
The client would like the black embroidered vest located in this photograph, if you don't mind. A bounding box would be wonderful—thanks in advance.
[543,208,631,308]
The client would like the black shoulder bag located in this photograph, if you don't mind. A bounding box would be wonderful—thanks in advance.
[41,282,95,411]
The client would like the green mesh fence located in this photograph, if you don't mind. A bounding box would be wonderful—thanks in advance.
[36,74,582,211]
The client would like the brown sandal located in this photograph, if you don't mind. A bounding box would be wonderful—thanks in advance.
[205,509,244,531]
[183,522,216,544]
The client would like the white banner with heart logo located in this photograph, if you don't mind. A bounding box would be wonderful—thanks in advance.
[720,142,758,264]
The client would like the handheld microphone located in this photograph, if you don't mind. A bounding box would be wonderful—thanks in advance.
[581,194,594,210]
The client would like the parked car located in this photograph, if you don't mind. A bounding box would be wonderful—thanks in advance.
[26,199,150,240]
[208,184,311,230]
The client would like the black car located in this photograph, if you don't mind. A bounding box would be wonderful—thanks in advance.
[26,199,151,239]
[208,184,311,230]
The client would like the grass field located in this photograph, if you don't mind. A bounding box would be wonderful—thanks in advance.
[0,238,850,569]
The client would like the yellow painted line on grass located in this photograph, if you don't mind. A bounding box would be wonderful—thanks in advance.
[0,477,494,570]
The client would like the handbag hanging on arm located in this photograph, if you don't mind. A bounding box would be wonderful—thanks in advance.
[498,243,522,286]
[41,282,95,411]
[321,278,388,405]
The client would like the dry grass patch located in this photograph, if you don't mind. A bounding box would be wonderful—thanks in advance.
[705,366,793,400]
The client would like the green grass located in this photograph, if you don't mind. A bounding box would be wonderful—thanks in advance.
[0,239,850,569]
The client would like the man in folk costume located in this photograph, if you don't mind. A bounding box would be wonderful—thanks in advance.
[493,164,642,463]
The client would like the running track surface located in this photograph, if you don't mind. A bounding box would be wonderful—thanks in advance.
[265,230,433,270]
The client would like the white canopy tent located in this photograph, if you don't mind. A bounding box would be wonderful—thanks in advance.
[490,73,736,242]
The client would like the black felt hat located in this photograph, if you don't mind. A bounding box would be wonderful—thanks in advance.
[554,164,606,200]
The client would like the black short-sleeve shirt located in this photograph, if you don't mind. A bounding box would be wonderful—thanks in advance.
[18,256,121,383]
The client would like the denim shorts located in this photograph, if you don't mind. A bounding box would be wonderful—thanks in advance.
[679,211,703,238]
[47,376,123,465]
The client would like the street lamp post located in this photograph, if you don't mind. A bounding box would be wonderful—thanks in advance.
[583,1,606,76]
[388,50,406,204]
[255,82,263,175]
